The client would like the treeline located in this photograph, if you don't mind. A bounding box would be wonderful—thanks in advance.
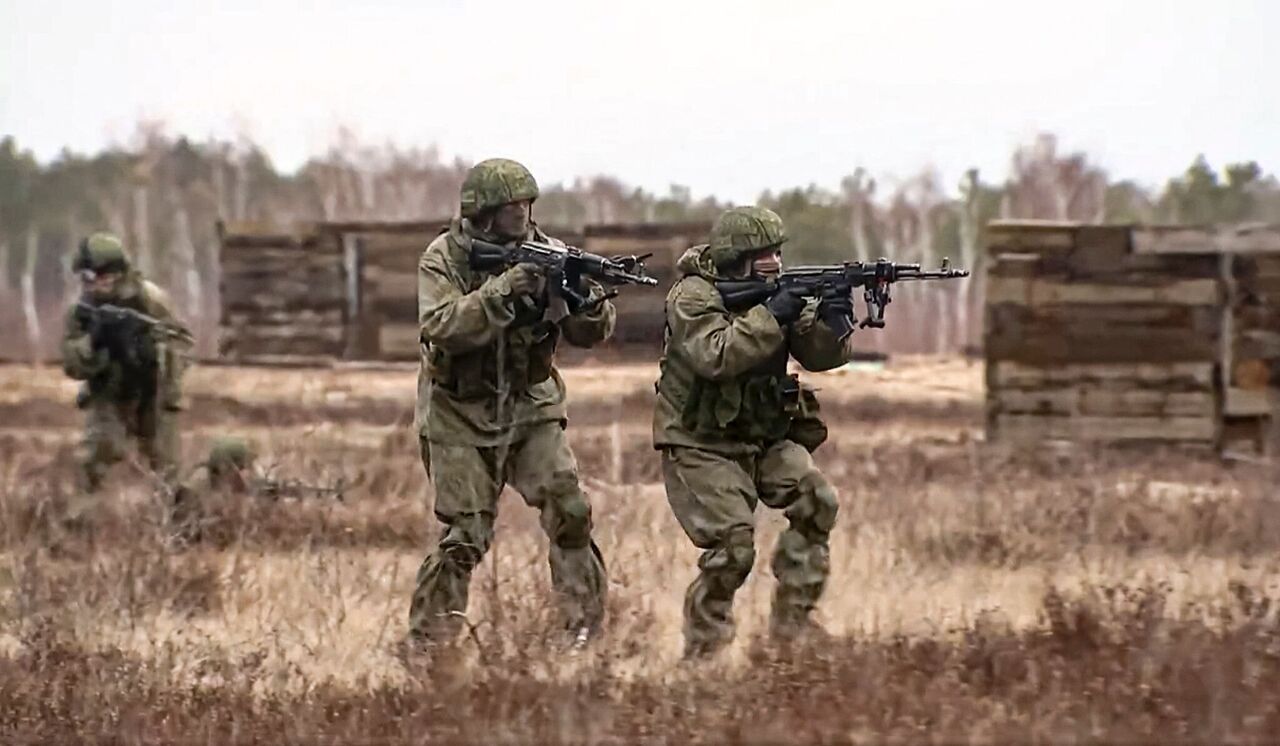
[0,126,1277,359]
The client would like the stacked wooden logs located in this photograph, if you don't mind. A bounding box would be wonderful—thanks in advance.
[582,222,710,346]
[985,221,1223,445]
[217,223,346,364]
[344,221,448,361]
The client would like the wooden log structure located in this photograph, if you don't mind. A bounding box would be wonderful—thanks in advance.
[583,221,711,347]
[217,221,347,364]
[984,221,1280,450]
[217,218,711,363]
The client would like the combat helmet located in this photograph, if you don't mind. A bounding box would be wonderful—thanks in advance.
[206,436,257,480]
[705,206,788,268]
[459,158,540,218]
[72,233,131,276]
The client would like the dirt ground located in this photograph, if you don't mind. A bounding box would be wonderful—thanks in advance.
[3,356,1280,743]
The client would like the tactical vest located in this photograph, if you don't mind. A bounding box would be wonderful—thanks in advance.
[426,233,559,400]
[672,329,828,452]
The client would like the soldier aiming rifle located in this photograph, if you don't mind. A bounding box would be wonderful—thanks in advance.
[61,233,193,495]
[715,258,970,339]
[653,206,970,659]
[469,236,657,317]
[408,157,651,653]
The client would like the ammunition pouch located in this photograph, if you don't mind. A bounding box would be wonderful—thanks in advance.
[679,373,829,450]
[427,321,558,399]
[525,321,558,387]
[680,374,793,443]
[784,381,828,452]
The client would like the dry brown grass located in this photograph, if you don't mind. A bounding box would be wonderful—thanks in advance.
[3,357,1280,743]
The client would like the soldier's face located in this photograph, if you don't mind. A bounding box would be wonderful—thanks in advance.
[83,271,120,299]
[750,248,782,279]
[488,200,532,240]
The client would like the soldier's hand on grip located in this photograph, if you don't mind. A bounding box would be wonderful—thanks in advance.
[502,262,544,298]
[817,288,855,334]
[765,287,806,325]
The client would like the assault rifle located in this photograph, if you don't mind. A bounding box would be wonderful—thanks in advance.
[251,475,346,502]
[73,300,194,403]
[716,258,970,339]
[74,301,194,358]
[469,238,659,312]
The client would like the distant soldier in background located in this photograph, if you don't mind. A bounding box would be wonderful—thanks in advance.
[653,206,853,658]
[178,435,344,500]
[171,436,345,541]
[408,158,613,651]
[186,435,258,493]
[61,232,192,495]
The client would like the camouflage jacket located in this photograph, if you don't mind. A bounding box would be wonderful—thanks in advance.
[653,245,849,456]
[415,218,616,446]
[61,274,191,408]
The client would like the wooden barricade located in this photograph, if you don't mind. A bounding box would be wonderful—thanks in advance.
[984,221,1280,449]
[583,222,710,347]
[217,219,708,362]
[217,222,347,365]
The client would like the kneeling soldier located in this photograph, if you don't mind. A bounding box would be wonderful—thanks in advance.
[654,206,854,658]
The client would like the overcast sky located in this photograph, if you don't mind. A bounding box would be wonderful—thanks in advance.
[2,0,1276,202]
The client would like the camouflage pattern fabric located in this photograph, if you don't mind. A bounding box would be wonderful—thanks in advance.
[62,272,191,492]
[410,213,613,643]
[72,232,130,274]
[415,218,615,446]
[77,396,180,492]
[653,245,847,456]
[459,158,540,218]
[662,440,837,656]
[409,422,606,641]
[704,205,789,269]
[653,226,850,656]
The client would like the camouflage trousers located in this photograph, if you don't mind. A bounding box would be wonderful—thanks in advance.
[77,397,180,492]
[662,440,838,657]
[409,421,607,642]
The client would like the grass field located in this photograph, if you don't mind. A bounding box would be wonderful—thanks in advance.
[2,357,1280,743]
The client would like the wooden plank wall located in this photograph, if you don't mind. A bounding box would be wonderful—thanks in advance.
[217,222,346,364]
[583,222,710,346]
[346,221,583,361]
[1131,225,1280,448]
[341,221,448,361]
[217,220,703,363]
[984,221,1223,444]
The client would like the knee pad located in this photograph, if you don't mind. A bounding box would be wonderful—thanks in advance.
[440,513,493,571]
[551,491,592,550]
[793,476,838,538]
[702,526,756,591]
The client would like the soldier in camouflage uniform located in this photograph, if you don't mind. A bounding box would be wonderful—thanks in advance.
[178,436,258,499]
[409,158,613,648]
[169,436,257,540]
[654,206,854,657]
[61,233,191,493]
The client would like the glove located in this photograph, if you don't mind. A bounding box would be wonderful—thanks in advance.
[765,287,806,325]
[817,289,856,338]
[500,262,543,298]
